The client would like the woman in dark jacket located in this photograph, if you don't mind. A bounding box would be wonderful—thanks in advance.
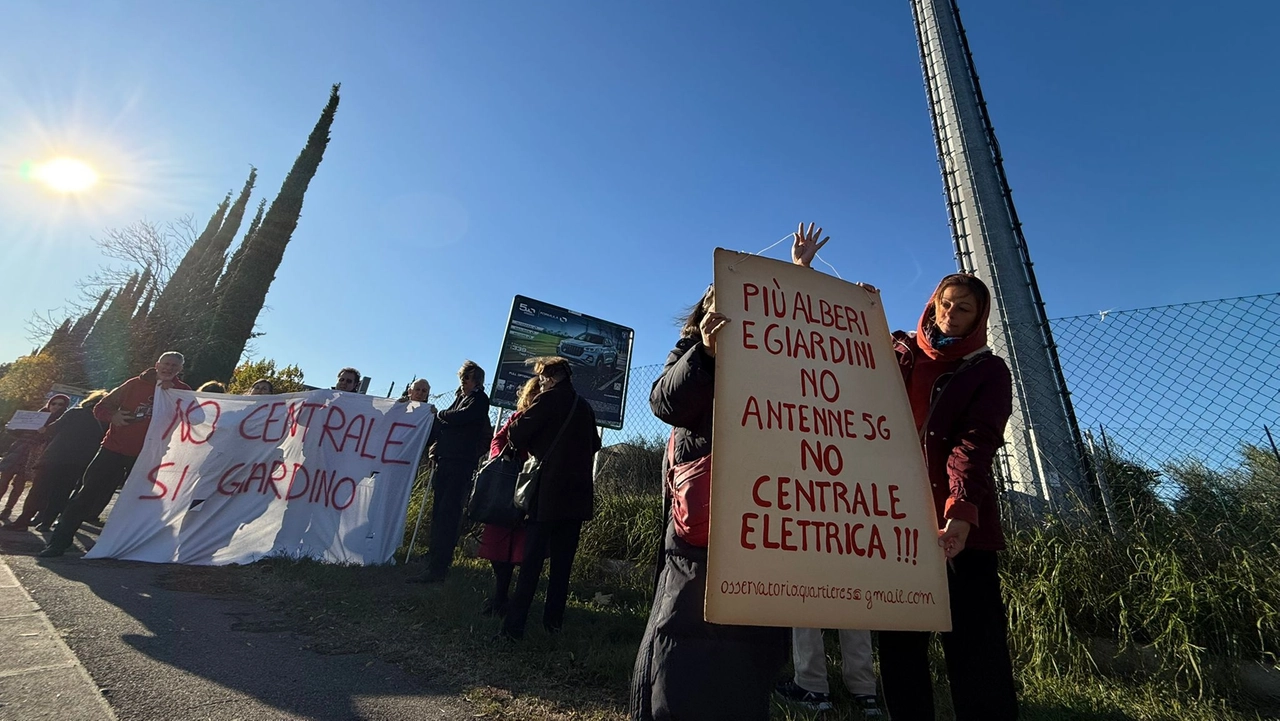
[0,394,70,522]
[630,225,831,721]
[877,273,1018,721]
[500,356,601,640]
[6,391,108,531]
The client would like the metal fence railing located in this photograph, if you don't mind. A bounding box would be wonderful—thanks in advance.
[1047,293,1280,515]
[445,293,1280,527]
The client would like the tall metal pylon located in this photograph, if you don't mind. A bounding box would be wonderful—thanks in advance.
[910,0,1092,512]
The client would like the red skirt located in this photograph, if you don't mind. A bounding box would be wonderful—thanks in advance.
[477,523,527,563]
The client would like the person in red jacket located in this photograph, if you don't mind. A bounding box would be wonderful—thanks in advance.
[39,351,191,558]
[877,273,1018,720]
[476,376,539,617]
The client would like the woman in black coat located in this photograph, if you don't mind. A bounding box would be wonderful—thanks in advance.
[6,390,108,531]
[630,225,831,721]
[500,355,602,640]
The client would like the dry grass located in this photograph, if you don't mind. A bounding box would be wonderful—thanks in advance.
[155,462,1280,720]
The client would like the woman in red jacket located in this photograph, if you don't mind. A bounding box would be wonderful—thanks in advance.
[476,377,540,617]
[878,273,1018,720]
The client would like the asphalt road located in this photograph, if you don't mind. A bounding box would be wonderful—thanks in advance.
[0,526,472,721]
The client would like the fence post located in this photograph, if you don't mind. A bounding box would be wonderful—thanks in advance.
[404,462,435,565]
[1265,426,1280,469]
[1084,429,1122,539]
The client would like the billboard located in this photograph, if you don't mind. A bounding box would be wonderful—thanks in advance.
[491,295,634,430]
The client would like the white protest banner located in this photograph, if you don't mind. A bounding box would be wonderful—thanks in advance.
[86,388,434,566]
[706,249,950,631]
[5,410,50,431]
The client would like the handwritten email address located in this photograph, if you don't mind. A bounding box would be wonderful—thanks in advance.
[719,579,937,609]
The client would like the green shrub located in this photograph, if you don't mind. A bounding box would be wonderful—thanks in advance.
[1003,446,1280,702]
[579,491,664,566]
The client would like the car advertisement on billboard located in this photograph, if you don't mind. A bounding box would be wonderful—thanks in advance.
[491,295,634,430]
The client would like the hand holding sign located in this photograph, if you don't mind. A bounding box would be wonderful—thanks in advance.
[699,311,730,357]
[938,518,971,559]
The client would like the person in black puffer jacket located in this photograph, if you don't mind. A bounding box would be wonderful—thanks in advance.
[630,224,835,721]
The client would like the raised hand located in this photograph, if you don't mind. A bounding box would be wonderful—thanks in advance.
[791,222,830,268]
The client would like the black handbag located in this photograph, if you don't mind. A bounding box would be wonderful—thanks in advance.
[467,448,525,527]
[514,397,579,514]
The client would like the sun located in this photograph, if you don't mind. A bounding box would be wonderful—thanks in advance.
[28,157,100,193]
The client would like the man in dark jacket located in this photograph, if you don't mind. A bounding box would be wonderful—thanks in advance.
[500,356,601,639]
[40,352,191,558]
[410,360,491,582]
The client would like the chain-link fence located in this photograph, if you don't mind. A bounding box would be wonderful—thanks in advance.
[583,293,1280,529]
[1047,293,1280,515]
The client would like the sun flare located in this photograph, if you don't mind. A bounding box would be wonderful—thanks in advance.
[27,157,99,193]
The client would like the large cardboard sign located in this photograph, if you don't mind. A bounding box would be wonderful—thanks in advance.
[85,388,434,566]
[491,295,634,429]
[706,249,950,631]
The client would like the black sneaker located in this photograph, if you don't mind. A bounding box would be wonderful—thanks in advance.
[37,545,67,558]
[853,694,883,717]
[775,680,832,711]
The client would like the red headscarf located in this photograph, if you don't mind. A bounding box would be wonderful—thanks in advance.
[915,274,992,361]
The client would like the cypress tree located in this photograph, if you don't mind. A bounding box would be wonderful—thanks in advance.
[56,288,112,385]
[197,84,341,384]
[143,193,231,362]
[70,289,112,345]
[39,319,73,357]
[217,197,266,298]
[198,168,256,281]
[179,168,257,367]
[82,273,144,387]
[128,277,158,373]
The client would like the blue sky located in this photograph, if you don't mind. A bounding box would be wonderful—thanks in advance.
[2,0,1276,405]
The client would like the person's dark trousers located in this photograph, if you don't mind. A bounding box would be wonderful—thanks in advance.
[488,561,515,612]
[879,549,1018,721]
[28,462,89,527]
[501,519,583,639]
[83,474,126,522]
[0,470,25,517]
[12,463,77,527]
[426,459,477,577]
[45,450,136,553]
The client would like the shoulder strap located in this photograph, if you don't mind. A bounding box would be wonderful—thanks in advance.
[542,395,580,458]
